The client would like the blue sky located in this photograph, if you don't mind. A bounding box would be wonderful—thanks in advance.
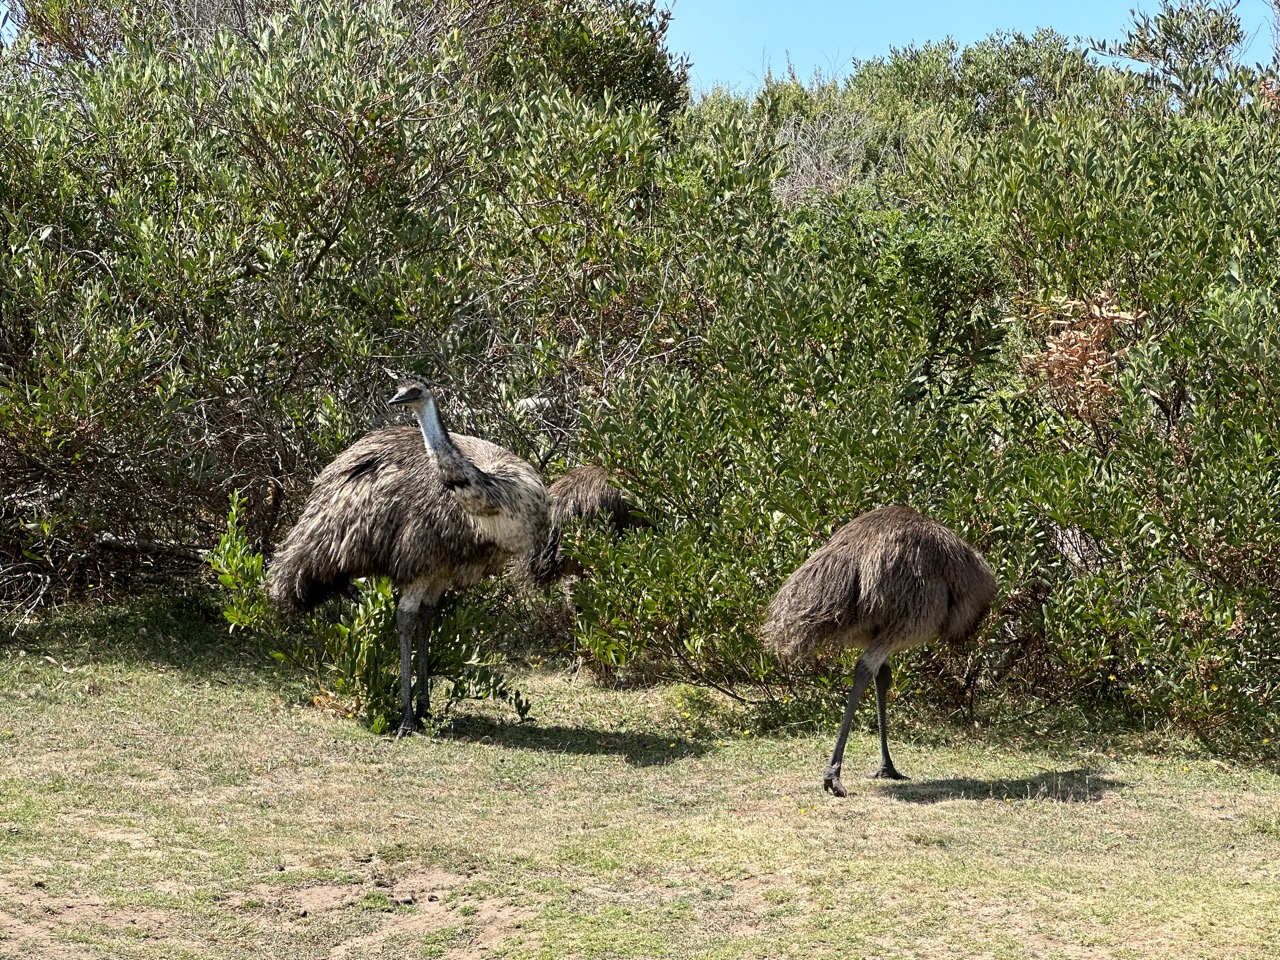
[1,0,1275,82]
[665,0,1279,91]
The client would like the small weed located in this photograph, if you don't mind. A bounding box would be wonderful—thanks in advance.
[905,832,951,848]
[1245,813,1280,837]
[356,891,404,913]
[376,842,415,864]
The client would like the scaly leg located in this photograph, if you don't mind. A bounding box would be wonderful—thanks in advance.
[824,654,879,797]
[395,600,420,739]
[415,593,455,724]
[414,609,432,724]
[870,660,907,780]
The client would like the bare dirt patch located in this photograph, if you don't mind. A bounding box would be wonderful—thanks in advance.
[323,869,536,960]
[464,901,539,957]
[387,866,456,904]
[289,882,366,915]
[328,909,457,960]
[0,876,186,959]
[217,864,534,958]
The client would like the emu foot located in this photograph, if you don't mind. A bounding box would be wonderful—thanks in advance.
[395,712,420,740]
[870,765,908,781]
[823,764,848,798]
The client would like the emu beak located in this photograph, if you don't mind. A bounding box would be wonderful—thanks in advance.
[388,381,432,406]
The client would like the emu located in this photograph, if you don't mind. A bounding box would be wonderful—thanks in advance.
[267,380,549,737]
[762,506,995,797]
[524,465,646,587]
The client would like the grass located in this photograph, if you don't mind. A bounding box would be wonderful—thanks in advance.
[2,593,1279,959]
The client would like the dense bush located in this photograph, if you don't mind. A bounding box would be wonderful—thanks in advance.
[572,1,1280,750]
[2,0,1276,752]
[0,0,695,599]
[210,491,531,730]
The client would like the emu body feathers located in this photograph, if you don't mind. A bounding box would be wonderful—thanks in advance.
[268,426,547,611]
[524,465,645,586]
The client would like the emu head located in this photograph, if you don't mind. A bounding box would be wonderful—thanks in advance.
[388,378,454,441]
[387,379,435,411]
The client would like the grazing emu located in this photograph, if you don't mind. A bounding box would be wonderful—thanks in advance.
[268,380,549,737]
[524,465,646,586]
[762,506,995,797]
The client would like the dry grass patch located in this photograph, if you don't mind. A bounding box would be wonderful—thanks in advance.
[2,597,1279,958]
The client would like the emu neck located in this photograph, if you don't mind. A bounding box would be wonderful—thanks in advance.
[413,396,500,516]
[415,395,454,458]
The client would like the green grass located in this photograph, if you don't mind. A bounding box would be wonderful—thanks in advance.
[2,594,1279,959]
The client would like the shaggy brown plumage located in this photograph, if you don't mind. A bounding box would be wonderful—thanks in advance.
[267,381,549,736]
[763,505,995,796]
[524,465,646,586]
[268,428,547,610]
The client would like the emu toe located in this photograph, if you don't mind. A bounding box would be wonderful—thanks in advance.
[823,764,848,798]
[395,713,420,740]
[870,765,908,781]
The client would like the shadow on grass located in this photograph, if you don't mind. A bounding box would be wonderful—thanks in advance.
[882,767,1125,804]
[3,589,297,689]
[442,714,710,767]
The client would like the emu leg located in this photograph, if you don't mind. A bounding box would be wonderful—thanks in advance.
[824,655,877,797]
[395,600,420,738]
[869,661,907,780]
[414,608,432,725]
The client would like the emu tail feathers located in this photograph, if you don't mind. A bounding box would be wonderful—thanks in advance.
[524,526,566,587]
[266,543,350,612]
[759,598,831,663]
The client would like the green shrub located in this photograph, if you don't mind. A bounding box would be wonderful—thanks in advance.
[569,4,1280,752]
[0,0,700,594]
[209,493,530,731]
[572,208,1009,698]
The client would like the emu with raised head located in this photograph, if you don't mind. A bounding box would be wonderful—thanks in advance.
[268,380,549,737]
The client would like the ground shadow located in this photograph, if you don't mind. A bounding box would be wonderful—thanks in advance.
[881,767,1124,804]
[2,589,291,685]
[441,714,711,767]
